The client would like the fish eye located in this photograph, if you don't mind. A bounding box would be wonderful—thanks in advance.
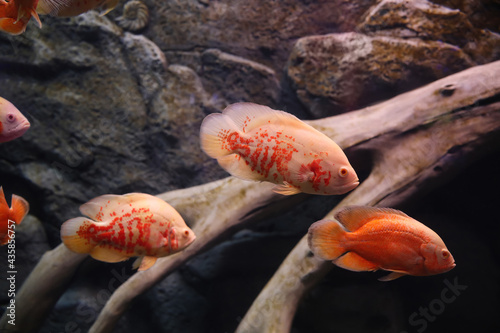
[184,230,190,237]
[338,167,349,178]
[442,250,449,258]
[7,113,16,123]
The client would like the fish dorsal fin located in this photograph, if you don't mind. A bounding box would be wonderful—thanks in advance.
[80,194,124,221]
[90,245,129,263]
[133,256,158,271]
[335,206,409,232]
[222,103,309,134]
[80,193,152,221]
[9,194,29,224]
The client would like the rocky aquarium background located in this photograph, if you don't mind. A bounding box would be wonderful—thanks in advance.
[0,0,499,332]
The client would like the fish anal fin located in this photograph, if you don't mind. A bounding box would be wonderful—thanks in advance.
[135,256,157,271]
[90,245,129,263]
[30,8,42,28]
[307,219,346,260]
[334,252,378,272]
[378,271,407,282]
[335,206,410,232]
[272,181,301,195]
[9,194,29,224]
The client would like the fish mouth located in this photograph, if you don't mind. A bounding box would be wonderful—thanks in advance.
[338,179,360,194]
[1,121,30,142]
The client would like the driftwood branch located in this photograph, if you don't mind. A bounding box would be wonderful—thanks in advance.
[0,246,86,332]
[2,61,499,333]
[236,61,500,332]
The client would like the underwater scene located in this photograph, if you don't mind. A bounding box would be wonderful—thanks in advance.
[0,0,500,332]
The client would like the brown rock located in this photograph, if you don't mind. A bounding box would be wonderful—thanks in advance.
[200,48,280,108]
[358,0,500,64]
[287,32,475,117]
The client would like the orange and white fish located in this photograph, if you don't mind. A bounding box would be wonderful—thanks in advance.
[0,97,30,143]
[60,193,196,271]
[308,206,456,281]
[36,0,119,17]
[200,103,359,195]
[0,187,29,245]
[0,0,41,35]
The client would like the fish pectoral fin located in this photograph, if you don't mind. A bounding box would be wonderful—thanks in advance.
[133,256,157,271]
[296,164,314,183]
[378,271,407,282]
[90,245,128,263]
[272,181,301,195]
[334,252,378,272]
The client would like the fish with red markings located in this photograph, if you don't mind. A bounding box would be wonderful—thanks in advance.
[0,97,30,143]
[200,102,359,195]
[308,206,456,281]
[0,187,29,245]
[60,193,196,271]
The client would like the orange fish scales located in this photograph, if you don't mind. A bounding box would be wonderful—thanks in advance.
[308,206,455,281]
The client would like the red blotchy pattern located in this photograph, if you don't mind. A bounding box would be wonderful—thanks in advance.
[219,125,299,182]
[301,159,330,192]
[76,205,174,256]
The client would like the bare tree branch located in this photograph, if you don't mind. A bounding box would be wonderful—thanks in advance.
[2,61,499,333]
[236,60,500,333]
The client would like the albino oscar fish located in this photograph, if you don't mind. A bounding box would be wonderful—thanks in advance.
[60,193,196,271]
[0,187,29,245]
[200,102,359,195]
[308,206,456,281]
[0,97,30,143]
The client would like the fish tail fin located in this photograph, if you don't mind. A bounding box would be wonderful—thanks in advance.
[200,112,241,159]
[308,219,347,260]
[60,217,97,254]
[9,194,29,224]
